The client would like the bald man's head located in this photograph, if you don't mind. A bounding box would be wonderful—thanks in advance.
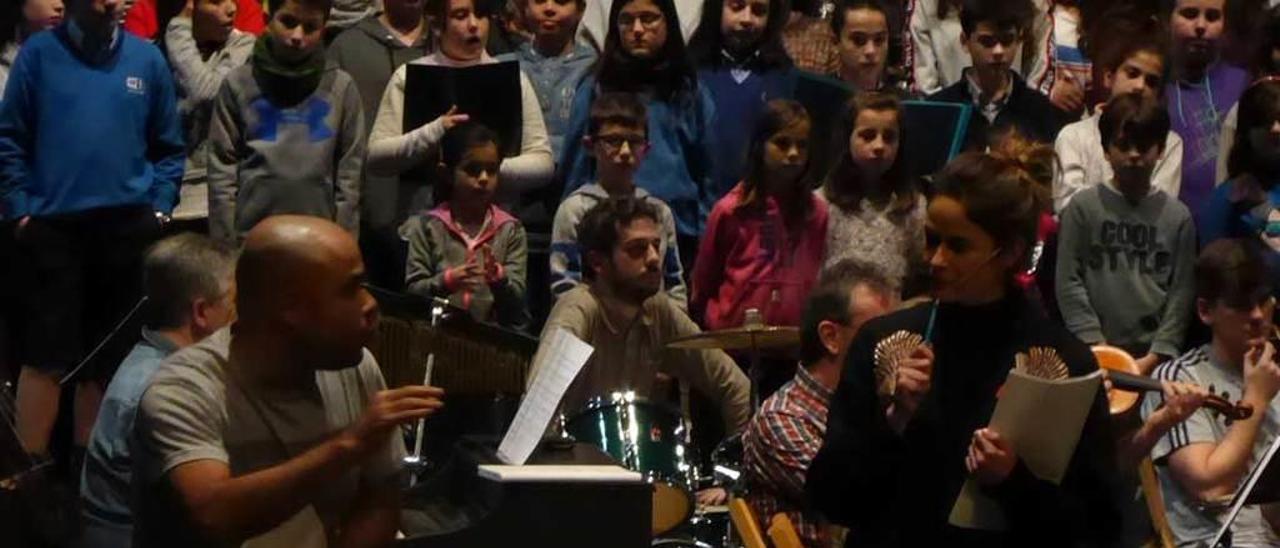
[236,216,378,370]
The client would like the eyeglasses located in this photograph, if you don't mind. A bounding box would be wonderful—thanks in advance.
[617,12,663,29]
[597,135,648,151]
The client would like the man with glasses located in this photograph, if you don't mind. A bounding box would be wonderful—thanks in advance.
[927,0,1066,151]
[741,259,895,548]
[536,195,750,448]
[550,92,688,309]
[1142,239,1280,547]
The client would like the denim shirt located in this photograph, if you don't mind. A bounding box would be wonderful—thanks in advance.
[515,42,597,160]
[81,328,179,537]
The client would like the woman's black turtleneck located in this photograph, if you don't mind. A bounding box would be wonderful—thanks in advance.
[806,289,1121,548]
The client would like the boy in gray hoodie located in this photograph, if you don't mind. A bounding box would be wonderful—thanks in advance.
[165,0,255,224]
[1056,93,1197,375]
[207,0,366,242]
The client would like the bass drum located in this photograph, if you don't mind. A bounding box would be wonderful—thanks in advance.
[567,392,694,535]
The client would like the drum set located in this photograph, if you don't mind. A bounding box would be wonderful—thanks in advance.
[562,311,799,547]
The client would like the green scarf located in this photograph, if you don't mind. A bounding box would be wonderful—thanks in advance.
[251,34,326,107]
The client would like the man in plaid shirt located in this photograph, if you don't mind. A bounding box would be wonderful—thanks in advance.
[741,260,895,546]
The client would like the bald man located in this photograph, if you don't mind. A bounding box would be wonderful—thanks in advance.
[131,215,445,548]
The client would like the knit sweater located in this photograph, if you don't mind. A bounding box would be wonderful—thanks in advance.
[367,52,554,228]
[818,188,926,288]
[691,184,828,331]
[165,18,255,221]
[207,59,366,242]
[1053,112,1184,213]
[549,183,687,309]
[1055,183,1196,358]
[403,203,530,329]
[699,64,796,199]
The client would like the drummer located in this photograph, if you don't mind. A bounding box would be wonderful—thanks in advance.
[741,259,896,547]
[533,196,752,441]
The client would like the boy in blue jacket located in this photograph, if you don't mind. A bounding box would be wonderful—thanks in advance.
[0,0,184,468]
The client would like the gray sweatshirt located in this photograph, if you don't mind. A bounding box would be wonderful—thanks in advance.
[207,60,366,242]
[165,17,255,221]
[1055,183,1196,358]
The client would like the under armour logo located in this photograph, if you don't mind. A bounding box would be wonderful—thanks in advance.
[249,96,336,143]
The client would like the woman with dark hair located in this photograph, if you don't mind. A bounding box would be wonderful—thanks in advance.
[1214,6,1280,183]
[820,92,925,290]
[1,0,64,95]
[560,0,716,269]
[1200,79,1280,247]
[807,143,1121,547]
[688,0,795,197]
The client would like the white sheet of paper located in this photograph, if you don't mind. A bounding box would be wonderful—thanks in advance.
[948,369,1103,530]
[477,464,642,482]
[496,328,593,465]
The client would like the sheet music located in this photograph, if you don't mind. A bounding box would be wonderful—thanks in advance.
[1211,432,1280,546]
[496,328,593,465]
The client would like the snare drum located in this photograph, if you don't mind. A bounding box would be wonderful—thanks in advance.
[567,392,694,535]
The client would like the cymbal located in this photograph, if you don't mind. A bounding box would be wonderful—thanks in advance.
[666,325,800,351]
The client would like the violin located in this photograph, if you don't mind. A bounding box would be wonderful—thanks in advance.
[1092,345,1254,422]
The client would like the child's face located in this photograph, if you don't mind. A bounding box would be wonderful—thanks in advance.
[961,22,1021,78]
[268,0,326,62]
[441,0,491,61]
[1106,50,1164,101]
[720,0,768,54]
[617,0,667,59]
[1105,136,1161,200]
[524,0,581,40]
[591,121,648,179]
[836,8,888,86]
[1170,0,1225,62]
[194,0,237,44]
[762,119,810,187]
[1248,118,1280,173]
[848,107,899,179]
[22,0,64,32]
[452,142,501,204]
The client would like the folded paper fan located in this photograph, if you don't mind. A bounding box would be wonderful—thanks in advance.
[1014,346,1068,381]
[874,330,924,400]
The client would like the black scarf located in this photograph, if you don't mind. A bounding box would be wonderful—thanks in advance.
[251,34,326,107]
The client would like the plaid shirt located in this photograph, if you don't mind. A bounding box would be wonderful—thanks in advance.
[781,14,840,76]
[742,366,833,547]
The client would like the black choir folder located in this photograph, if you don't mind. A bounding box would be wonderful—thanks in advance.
[403,61,524,173]
[1211,430,1280,547]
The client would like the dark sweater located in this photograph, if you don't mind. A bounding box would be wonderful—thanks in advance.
[927,71,1068,152]
[806,290,1121,548]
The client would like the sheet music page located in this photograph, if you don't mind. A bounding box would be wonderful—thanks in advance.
[496,328,594,465]
[949,369,1103,530]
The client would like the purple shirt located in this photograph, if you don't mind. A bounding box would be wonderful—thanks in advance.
[1166,62,1249,223]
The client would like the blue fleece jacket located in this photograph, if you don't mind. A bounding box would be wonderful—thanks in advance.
[0,25,185,218]
[559,76,718,237]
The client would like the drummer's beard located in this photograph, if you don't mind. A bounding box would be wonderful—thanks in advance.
[615,269,662,304]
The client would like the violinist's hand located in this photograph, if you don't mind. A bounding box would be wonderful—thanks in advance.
[1244,341,1280,407]
[1153,381,1209,425]
[886,345,934,435]
[966,428,1017,486]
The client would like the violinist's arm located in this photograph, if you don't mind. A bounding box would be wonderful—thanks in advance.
[1120,381,1207,466]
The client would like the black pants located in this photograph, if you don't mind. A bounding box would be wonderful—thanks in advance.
[12,205,159,382]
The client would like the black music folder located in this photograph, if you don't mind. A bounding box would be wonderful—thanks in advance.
[403,61,524,161]
[1212,432,1280,547]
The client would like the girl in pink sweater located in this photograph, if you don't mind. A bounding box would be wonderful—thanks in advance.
[691,99,829,331]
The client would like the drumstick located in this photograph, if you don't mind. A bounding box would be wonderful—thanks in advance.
[409,354,435,463]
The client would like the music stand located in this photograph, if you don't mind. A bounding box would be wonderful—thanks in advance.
[1210,432,1280,547]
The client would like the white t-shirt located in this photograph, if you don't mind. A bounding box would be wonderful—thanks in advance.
[133,328,405,548]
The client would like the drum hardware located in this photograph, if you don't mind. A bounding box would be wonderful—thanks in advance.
[404,297,449,485]
[666,308,800,408]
